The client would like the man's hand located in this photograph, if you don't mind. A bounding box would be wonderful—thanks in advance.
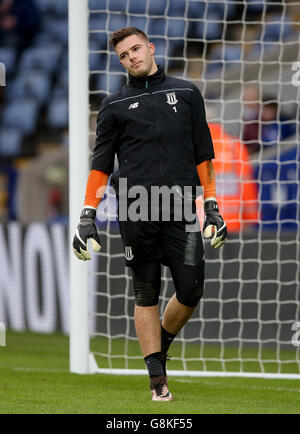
[73,208,101,261]
[203,200,227,249]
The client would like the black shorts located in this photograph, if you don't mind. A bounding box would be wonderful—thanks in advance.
[118,215,204,268]
[115,190,205,306]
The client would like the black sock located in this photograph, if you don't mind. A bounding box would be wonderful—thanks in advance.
[161,326,176,355]
[144,352,164,378]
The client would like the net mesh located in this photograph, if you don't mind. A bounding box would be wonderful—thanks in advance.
[86,0,300,375]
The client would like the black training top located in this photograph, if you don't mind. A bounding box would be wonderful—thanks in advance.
[91,66,215,189]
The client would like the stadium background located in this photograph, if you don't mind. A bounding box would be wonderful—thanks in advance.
[0,0,299,366]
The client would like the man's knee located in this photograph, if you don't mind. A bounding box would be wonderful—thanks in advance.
[131,262,161,307]
[170,261,205,308]
[133,281,160,307]
[175,282,203,308]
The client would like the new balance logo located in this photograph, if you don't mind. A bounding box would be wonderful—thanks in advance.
[129,102,139,109]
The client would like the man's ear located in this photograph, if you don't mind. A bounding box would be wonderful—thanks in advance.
[149,42,155,55]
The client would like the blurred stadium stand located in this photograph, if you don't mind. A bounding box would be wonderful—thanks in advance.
[0,0,299,224]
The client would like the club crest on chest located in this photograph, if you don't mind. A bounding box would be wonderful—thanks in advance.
[166,92,178,105]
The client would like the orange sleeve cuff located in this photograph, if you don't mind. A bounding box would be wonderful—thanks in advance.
[196,160,216,200]
[84,169,109,208]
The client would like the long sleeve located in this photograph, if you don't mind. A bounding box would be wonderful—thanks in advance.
[91,97,119,175]
[191,86,215,165]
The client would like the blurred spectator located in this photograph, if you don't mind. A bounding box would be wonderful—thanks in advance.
[0,165,17,221]
[197,121,259,232]
[0,0,40,53]
[261,97,296,148]
[17,144,68,224]
[242,88,297,154]
[242,83,261,154]
[287,0,300,32]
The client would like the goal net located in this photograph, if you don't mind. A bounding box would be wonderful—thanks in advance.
[69,0,300,378]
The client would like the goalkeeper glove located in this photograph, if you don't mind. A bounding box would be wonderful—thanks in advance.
[203,200,227,249]
[73,208,101,261]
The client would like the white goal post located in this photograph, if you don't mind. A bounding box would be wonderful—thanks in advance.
[69,0,300,379]
[69,0,90,374]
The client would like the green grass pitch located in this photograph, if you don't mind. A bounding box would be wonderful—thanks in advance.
[0,331,300,414]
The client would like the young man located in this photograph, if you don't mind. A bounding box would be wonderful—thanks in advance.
[73,27,227,401]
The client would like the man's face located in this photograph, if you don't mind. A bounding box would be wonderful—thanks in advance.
[115,34,157,77]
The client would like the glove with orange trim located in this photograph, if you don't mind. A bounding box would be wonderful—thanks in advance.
[203,200,227,249]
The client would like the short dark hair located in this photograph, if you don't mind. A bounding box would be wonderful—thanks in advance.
[109,27,149,48]
[262,95,278,110]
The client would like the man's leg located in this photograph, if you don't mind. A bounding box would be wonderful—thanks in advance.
[160,294,196,378]
[131,262,162,357]
[117,215,171,399]
[162,294,196,335]
[134,304,161,357]
[160,261,205,375]
[131,263,173,401]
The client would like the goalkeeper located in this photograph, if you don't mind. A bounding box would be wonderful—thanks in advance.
[73,27,227,401]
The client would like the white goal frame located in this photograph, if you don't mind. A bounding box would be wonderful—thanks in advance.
[69,0,90,374]
[69,0,300,380]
